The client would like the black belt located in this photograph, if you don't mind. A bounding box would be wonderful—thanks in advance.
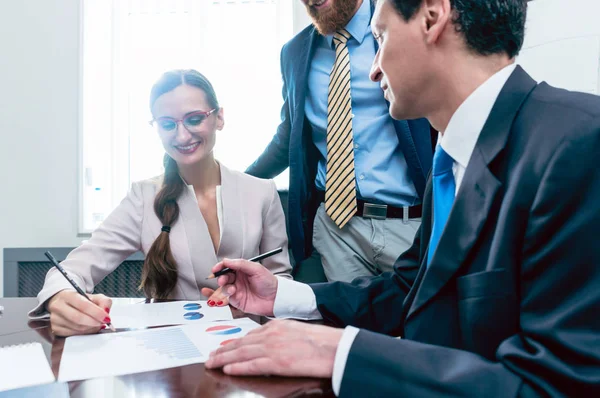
[315,191,422,220]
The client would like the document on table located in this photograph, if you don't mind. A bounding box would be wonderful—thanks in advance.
[0,382,69,398]
[109,300,233,329]
[0,342,55,393]
[58,317,261,382]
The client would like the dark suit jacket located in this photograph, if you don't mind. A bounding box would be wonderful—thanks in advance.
[311,66,600,396]
[246,1,434,264]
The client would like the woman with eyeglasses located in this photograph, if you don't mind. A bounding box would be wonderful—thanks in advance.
[29,70,292,336]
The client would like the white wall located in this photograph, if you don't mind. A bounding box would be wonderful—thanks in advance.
[0,0,84,296]
[518,0,600,94]
[293,1,312,33]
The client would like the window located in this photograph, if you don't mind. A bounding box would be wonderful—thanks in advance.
[80,0,293,232]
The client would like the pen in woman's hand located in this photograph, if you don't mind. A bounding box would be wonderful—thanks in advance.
[44,251,116,332]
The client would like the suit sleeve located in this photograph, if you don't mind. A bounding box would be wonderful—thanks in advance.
[245,47,291,179]
[30,182,145,317]
[310,225,423,335]
[338,125,600,397]
[259,180,293,278]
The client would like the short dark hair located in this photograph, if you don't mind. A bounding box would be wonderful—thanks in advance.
[388,0,528,58]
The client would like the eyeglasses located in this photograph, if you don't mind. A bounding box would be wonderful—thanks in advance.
[149,109,218,134]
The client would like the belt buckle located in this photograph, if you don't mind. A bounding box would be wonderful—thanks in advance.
[363,203,387,220]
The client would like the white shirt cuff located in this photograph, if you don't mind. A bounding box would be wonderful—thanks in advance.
[332,326,360,396]
[272,276,322,320]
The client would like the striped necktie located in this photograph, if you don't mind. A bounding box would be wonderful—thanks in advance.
[325,29,357,229]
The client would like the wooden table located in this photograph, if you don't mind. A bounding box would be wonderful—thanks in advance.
[0,298,334,397]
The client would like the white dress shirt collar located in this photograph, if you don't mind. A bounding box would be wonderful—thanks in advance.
[440,63,517,170]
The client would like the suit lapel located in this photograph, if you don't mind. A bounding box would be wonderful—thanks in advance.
[406,66,538,321]
[216,164,245,260]
[293,28,319,122]
[400,174,432,326]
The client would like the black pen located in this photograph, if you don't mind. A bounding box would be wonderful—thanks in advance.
[205,247,283,279]
[44,251,116,332]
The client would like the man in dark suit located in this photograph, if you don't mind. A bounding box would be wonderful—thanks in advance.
[246,0,434,283]
[204,0,600,396]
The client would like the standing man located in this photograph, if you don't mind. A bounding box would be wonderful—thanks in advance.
[205,0,600,396]
[246,0,434,282]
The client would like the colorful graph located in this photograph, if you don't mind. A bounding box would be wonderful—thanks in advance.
[182,303,204,320]
[183,312,204,320]
[220,339,237,346]
[205,325,242,335]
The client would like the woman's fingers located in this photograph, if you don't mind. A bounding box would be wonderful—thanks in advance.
[50,311,102,336]
[68,294,110,325]
[207,287,230,307]
[47,290,110,336]
[90,294,113,314]
[62,302,104,329]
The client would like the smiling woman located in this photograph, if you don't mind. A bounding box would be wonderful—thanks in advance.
[28,69,293,337]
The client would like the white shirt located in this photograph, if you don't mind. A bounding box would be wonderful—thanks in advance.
[273,62,518,396]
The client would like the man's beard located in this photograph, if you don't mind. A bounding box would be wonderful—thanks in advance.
[305,0,360,36]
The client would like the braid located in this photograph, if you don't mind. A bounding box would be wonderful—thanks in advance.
[139,154,185,298]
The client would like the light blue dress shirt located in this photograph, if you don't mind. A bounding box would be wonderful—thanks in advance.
[304,0,419,207]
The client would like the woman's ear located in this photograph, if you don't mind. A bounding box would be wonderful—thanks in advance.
[216,107,225,131]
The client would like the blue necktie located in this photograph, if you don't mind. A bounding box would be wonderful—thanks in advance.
[427,145,456,267]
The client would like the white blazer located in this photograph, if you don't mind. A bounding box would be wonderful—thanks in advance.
[30,163,292,317]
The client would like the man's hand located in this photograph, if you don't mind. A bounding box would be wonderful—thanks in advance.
[205,320,343,378]
[200,258,279,316]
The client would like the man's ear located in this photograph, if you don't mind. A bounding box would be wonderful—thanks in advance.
[422,0,452,44]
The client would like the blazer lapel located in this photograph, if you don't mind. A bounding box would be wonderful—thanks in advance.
[399,174,432,327]
[292,27,319,121]
[177,179,218,291]
[406,66,538,321]
[216,164,245,260]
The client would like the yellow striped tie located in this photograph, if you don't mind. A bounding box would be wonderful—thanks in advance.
[325,29,357,229]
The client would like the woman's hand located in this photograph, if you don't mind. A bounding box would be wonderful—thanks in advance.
[47,290,113,337]
[201,286,230,307]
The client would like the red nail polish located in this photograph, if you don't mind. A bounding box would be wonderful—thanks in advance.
[105,307,110,314]
[101,325,106,330]
[217,301,223,305]
[208,301,214,306]
[104,317,111,323]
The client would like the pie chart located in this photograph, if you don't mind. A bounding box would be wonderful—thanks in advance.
[205,325,242,335]
[183,312,204,320]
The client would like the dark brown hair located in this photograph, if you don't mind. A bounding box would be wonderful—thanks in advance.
[140,69,220,299]
[388,0,527,58]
